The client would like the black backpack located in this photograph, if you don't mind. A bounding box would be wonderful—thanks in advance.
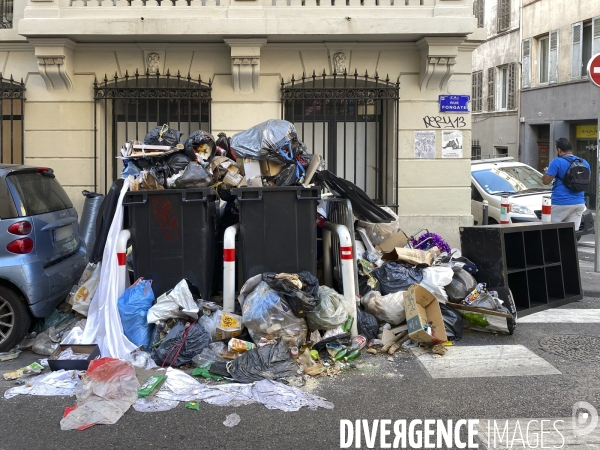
[559,156,590,192]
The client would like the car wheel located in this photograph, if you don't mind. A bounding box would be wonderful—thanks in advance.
[0,287,31,352]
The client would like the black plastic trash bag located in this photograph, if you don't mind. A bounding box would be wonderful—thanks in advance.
[446,268,477,303]
[216,132,232,159]
[184,130,216,162]
[230,119,307,164]
[174,162,214,188]
[151,321,210,367]
[227,341,297,383]
[357,309,379,341]
[263,271,320,317]
[439,303,463,342]
[314,170,396,223]
[372,262,423,295]
[312,332,352,359]
[165,151,192,175]
[144,125,182,147]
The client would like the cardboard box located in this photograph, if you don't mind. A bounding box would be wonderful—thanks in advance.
[48,344,101,371]
[376,230,409,254]
[382,247,439,266]
[215,311,242,341]
[259,160,285,177]
[404,284,448,344]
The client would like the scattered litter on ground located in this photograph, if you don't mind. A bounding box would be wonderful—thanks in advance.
[223,413,241,427]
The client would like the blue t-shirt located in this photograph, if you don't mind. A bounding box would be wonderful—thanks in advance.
[546,155,590,205]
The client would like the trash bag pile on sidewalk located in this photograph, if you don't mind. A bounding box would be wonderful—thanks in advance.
[0,118,518,432]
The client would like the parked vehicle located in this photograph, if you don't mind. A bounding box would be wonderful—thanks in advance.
[0,165,87,351]
[471,157,594,238]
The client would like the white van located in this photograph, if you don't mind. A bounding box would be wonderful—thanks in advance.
[470,157,594,238]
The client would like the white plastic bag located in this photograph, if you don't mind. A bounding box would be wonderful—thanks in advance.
[306,286,348,331]
[70,262,102,317]
[146,279,199,324]
[356,207,400,245]
[419,266,454,304]
[361,290,405,325]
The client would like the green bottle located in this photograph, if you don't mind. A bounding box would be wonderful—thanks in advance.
[333,348,348,361]
[342,316,354,333]
[344,349,361,361]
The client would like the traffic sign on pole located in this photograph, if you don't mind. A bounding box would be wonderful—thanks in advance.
[588,53,600,88]
[588,53,600,272]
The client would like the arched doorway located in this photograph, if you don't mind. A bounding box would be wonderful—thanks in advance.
[94,70,212,192]
[281,70,399,207]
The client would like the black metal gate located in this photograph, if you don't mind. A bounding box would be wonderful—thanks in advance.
[282,70,399,207]
[0,74,24,165]
[94,70,212,192]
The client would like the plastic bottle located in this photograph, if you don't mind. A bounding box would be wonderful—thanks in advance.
[349,335,366,351]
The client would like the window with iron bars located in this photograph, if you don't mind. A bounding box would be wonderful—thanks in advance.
[0,0,12,29]
[471,140,482,160]
[487,67,495,111]
[472,71,483,112]
[93,70,211,192]
[0,75,24,165]
[281,70,400,208]
[473,0,484,28]
[497,0,510,32]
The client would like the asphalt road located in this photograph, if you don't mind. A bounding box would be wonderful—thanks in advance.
[1,247,600,450]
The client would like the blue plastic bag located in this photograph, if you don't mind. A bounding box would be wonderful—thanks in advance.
[118,278,155,350]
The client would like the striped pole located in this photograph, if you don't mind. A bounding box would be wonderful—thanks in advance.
[223,224,239,313]
[541,196,552,223]
[500,195,510,225]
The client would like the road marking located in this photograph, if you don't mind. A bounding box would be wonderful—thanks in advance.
[412,345,561,379]
[518,309,600,323]
[476,418,600,449]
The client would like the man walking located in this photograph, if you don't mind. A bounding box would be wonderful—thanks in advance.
[542,137,591,229]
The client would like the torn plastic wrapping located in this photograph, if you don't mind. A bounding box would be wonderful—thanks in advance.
[306,286,348,331]
[227,341,297,383]
[360,290,406,325]
[262,272,320,318]
[144,125,182,147]
[117,279,155,350]
[230,119,307,164]
[151,321,211,367]
[356,208,400,245]
[146,279,200,324]
[183,130,216,162]
[60,358,139,431]
[192,342,227,368]
[241,281,308,346]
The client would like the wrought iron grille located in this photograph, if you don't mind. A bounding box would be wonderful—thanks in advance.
[281,70,400,208]
[94,70,212,192]
[0,74,24,165]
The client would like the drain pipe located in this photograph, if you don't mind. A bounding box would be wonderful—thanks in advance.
[223,224,239,313]
[321,221,358,337]
[116,229,131,298]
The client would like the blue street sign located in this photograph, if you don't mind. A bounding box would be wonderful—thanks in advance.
[439,95,470,113]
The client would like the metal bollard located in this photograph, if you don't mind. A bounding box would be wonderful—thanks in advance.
[117,229,131,298]
[500,195,510,224]
[223,224,239,313]
[541,196,552,223]
[482,200,489,225]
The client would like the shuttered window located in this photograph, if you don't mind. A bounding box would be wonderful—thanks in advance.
[487,67,495,111]
[474,0,484,29]
[497,0,510,32]
[571,22,583,79]
[507,62,516,110]
[522,38,531,89]
[549,29,559,84]
[472,71,483,112]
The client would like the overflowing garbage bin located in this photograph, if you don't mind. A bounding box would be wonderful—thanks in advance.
[233,186,320,282]
[124,188,217,300]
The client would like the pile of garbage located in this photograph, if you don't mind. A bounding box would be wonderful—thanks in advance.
[0,118,518,432]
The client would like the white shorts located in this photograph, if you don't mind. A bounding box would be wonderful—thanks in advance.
[550,204,586,230]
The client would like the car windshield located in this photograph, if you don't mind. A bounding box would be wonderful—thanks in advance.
[472,166,551,195]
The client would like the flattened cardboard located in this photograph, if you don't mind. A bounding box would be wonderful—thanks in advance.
[404,284,448,344]
[259,160,285,177]
[382,247,438,266]
[376,230,409,253]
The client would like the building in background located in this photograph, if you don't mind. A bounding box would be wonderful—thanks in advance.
[471,0,521,160]
[520,0,600,208]
[0,0,484,246]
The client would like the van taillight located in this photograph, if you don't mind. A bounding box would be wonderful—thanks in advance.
[8,221,32,236]
[6,238,34,254]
